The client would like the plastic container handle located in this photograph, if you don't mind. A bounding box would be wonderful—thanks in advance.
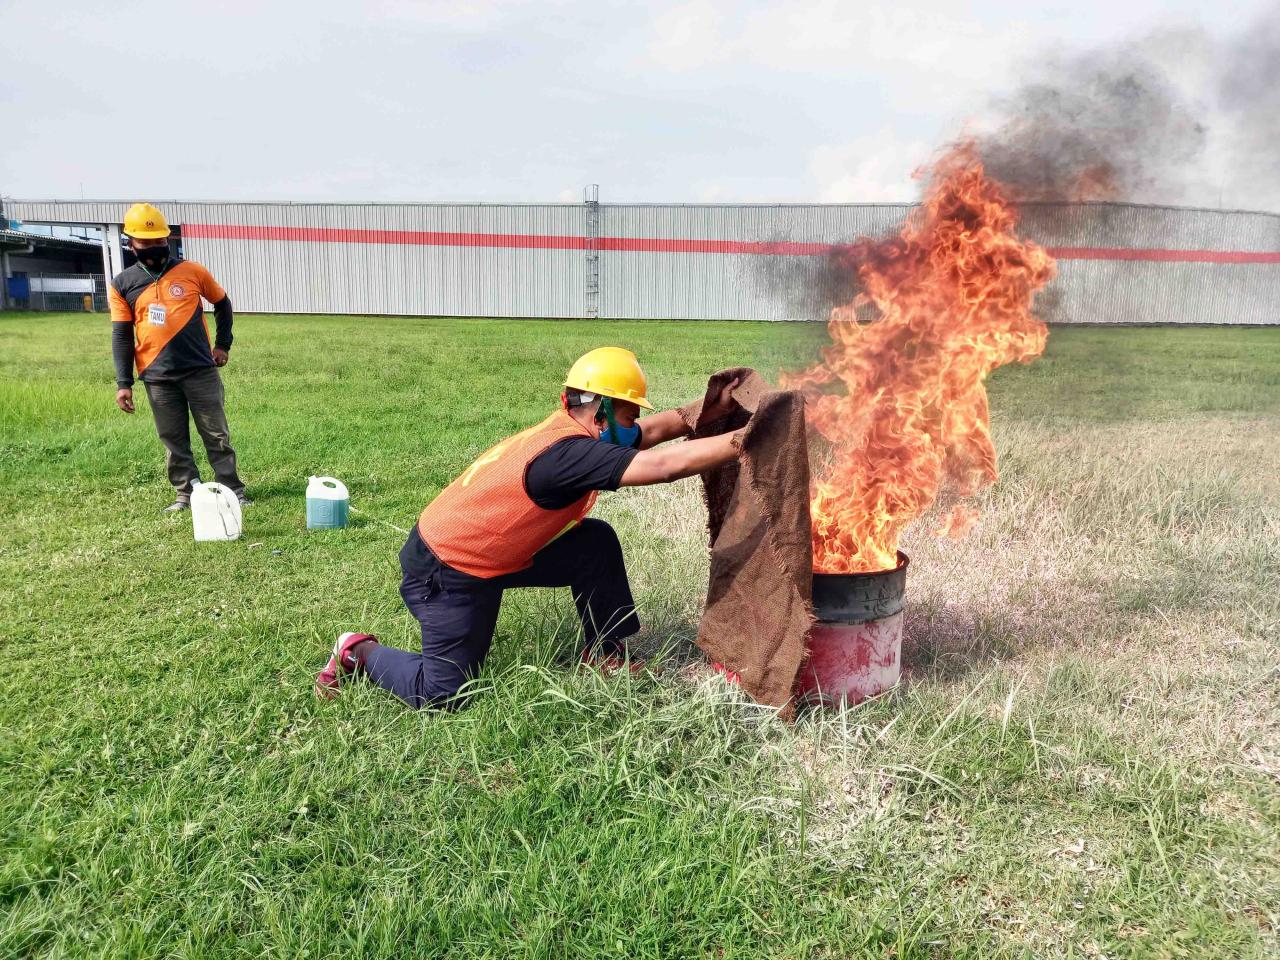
[311,476,347,495]
[213,484,239,539]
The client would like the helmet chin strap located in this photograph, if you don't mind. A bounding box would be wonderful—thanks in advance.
[597,396,621,443]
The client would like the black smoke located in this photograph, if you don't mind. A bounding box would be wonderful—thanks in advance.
[765,6,1280,320]
[974,51,1206,203]
[757,240,870,319]
[973,5,1280,208]
[1217,7,1280,206]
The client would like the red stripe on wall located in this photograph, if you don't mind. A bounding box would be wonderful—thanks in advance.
[183,222,587,250]
[1045,246,1280,264]
[182,222,1280,264]
[596,236,835,255]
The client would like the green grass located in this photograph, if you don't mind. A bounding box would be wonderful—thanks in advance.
[989,325,1280,423]
[2,313,1278,959]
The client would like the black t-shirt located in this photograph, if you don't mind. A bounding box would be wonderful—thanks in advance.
[524,435,639,509]
[401,434,640,580]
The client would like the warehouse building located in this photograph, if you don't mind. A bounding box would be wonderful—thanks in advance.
[2,195,1277,324]
[0,222,107,311]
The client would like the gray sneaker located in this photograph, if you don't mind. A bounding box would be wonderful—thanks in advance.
[237,494,254,507]
[163,500,190,513]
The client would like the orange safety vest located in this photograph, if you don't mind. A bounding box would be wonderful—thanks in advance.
[418,410,600,578]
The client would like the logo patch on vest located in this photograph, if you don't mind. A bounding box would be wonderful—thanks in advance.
[168,282,186,298]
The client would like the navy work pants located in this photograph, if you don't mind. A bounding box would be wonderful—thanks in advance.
[364,519,640,709]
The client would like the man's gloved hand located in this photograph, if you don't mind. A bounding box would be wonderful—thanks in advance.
[678,371,750,436]
[701,376,741,423]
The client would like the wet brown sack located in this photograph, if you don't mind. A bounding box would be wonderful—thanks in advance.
[679,368,813,712]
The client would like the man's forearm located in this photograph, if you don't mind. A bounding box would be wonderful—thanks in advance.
[112,322,135,387]
[212,296,233,351]
[666,433,738,480]
[637,408,692,449]
[621,432,738,486]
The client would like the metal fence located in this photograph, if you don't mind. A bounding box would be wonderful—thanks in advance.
[6,273,106,312]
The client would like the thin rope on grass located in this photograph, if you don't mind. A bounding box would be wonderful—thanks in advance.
[349,505,410,535]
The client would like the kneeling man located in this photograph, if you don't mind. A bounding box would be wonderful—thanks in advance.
[316,347,739,709]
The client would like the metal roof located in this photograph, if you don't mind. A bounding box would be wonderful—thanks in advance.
[0,228,100,251]
[0,229,36,247]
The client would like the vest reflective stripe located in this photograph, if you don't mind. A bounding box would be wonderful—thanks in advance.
[418,411,599,578]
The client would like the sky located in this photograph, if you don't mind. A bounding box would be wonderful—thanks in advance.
[1,0,1275,209]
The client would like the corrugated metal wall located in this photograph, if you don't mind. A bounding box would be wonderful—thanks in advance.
[193,203,584,318]
[598,204,909,321]
[5,201,585,318]
[1025,204,1280,326]
[596,203,1280,323]
[5,198,1277,323]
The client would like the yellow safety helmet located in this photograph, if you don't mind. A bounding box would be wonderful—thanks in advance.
[123,202,171,239]
[565,347,653,410]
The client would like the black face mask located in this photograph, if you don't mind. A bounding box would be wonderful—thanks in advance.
[135,245,169,272]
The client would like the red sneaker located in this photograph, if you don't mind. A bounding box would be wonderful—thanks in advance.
[710,661,741,684]
[580,646,646,676]
[314,632,377,700]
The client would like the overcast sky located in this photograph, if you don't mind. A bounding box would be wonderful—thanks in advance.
[1,0,1274,209]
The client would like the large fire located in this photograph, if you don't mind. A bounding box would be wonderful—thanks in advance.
[782,144,1055,574]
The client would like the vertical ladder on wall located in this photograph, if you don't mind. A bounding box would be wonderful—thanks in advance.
[583,184,600,319]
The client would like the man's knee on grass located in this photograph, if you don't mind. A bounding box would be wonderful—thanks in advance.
[412,676,481,712]
[576,517,623,558]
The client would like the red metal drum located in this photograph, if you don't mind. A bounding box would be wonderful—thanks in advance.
[795,552,909,706]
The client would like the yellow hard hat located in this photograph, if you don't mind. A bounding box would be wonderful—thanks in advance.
[565,347,653,410]
[123,202,171,239]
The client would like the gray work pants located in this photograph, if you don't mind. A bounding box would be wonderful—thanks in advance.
[143,367,244,501]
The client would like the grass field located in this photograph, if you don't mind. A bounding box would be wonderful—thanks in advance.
[3,313,1278,959]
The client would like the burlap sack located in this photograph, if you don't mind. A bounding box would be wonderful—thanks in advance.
[679,368,813,712]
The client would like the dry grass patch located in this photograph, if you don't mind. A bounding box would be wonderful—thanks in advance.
[603,411,1280,957]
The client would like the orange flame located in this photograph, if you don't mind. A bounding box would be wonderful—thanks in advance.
[782,144,1055,573]
[935,503,980,541]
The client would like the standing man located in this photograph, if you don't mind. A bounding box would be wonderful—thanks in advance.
[109,202,250,512]
[316,347,740,710]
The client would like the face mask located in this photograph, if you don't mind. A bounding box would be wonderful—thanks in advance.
[601,422,641,448]
[135,245,169,272]
[596,396,641,447]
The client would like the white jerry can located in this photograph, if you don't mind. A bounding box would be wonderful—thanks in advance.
[306,476,350,529]
[191,482,242,541]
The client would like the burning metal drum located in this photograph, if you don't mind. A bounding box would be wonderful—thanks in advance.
[795,551,909,706]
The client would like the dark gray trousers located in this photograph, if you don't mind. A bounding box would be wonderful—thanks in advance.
[143,367,243,500]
